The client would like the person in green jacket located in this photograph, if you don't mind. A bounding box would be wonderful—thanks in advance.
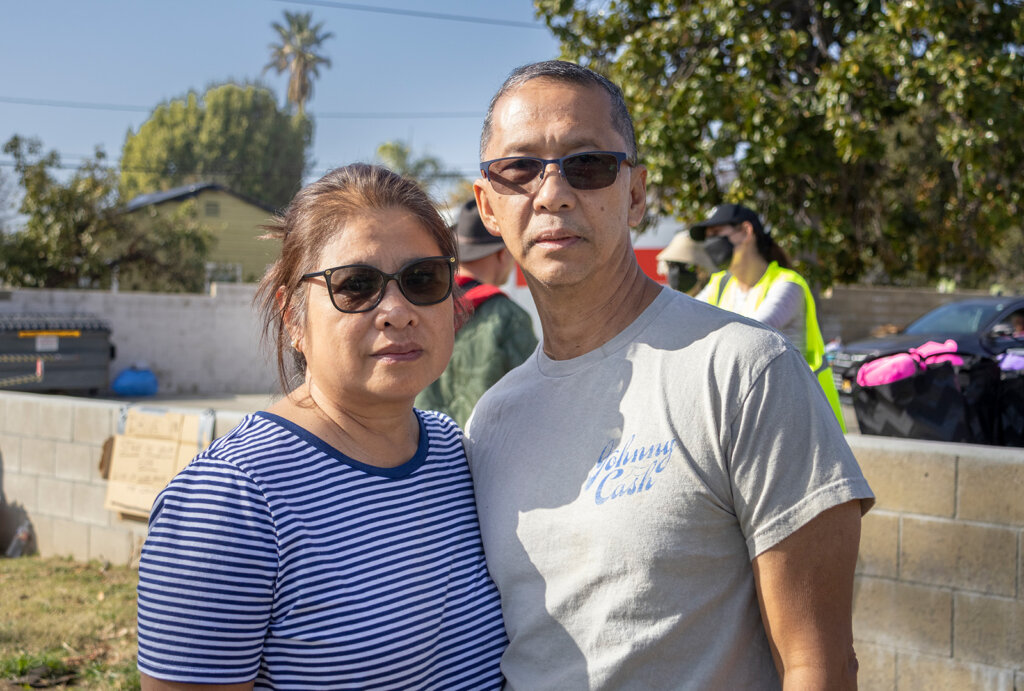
[690,203,847,431]
[416,199,538,426]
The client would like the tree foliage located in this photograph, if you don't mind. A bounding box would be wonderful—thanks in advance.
[120,83,311,209]
[0,136,213,292]
[536,0,1024,288]
[264,11,334,116]
[376,140,471,205]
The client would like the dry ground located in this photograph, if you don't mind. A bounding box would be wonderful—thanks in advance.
[0,556,138,690]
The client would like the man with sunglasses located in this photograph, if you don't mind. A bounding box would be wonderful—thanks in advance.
[467,60,874,690]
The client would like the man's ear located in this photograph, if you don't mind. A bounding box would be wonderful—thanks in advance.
[627,164,648,228]
[473,179,503,238]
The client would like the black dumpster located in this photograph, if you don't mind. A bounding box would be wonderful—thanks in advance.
[0,314,114,394]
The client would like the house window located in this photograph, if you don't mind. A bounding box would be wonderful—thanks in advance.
[204,201,220,217]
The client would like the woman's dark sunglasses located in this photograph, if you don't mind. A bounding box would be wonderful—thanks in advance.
[480,151,631,196]
[301,256,456,314]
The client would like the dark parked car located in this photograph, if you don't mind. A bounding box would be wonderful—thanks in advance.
[831,296,1024,399]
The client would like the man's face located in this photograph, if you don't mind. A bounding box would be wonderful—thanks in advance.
[474,79,646,290]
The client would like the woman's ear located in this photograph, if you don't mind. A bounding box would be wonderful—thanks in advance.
[276,285,304,354]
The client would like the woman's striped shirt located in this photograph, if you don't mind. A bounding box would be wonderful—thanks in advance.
[137,409,507,690]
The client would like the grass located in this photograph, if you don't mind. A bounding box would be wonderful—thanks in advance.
[0,556,139,690]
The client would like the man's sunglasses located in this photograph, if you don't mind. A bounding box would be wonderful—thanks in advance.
[480,151,631,196]
[301,256,456,314]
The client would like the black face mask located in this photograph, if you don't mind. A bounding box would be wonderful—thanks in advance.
[703,235,734,270]
[666,262,698,293]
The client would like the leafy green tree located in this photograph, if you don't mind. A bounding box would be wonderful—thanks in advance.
[120,83,311,209]
[264,11,334,116]
[536,0,1024,288]
[1,136,213,292]
[0,167,19,230]
[376,140,470,205]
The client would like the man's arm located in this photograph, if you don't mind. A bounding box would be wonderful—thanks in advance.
[751,500,863,690]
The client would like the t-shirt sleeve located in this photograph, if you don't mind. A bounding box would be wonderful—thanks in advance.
[726,346,874,559]
[136,457,279,684]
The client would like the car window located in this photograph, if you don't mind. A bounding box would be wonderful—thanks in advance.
[904,303,1006,335]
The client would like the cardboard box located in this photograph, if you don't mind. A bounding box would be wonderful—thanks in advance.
[104,408,214,519]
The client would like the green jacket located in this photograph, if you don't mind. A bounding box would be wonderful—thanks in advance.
[416,292,538,428]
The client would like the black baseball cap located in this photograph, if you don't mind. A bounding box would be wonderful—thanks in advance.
[454,199,505,262]
[689,203,766,241]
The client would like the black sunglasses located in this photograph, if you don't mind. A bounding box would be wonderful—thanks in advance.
[301,256,456,314]
[480,151,631,195]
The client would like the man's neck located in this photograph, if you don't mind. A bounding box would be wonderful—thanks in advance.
[531,257,662,361]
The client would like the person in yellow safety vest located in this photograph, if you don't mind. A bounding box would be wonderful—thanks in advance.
[689,203,847,432]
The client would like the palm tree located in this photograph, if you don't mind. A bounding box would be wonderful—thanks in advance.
[264,11,333,116]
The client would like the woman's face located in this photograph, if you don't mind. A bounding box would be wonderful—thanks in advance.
[294,207,455,409]
[705,223,754,268]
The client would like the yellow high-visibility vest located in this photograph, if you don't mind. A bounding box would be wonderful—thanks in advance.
[705,262,847,432]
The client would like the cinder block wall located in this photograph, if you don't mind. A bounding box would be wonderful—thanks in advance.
[0,284,276,395]
[847,434,1024,690]
[2,391,1022,689]
[0,390,245,565]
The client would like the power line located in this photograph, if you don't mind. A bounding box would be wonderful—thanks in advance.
[0,95,483,120]
[0,96,151,113]
[316,110,482,119]
[0,158,481,180]
[272,0,546,30]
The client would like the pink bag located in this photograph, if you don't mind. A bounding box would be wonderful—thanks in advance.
[856,339,962,387]
[856,352,922,387]
[910,339,963,367]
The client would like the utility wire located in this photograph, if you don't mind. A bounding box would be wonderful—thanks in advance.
[0,96,151,113]
[0,95,483,120]
[0,158,480,180]
[272,0,545,30]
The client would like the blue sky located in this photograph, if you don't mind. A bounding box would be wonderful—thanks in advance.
[0,0,560,191]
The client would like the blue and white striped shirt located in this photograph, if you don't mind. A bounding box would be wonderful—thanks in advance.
[137,410,506,690]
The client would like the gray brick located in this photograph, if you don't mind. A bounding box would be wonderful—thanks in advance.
[857,510,898,578]
[850,438,956,516]
[37,399,74,441]
[55,441,100,482]
[73,403,118,445]
[73,482,111,527]
[4,397,39,436]
[955,592,1024,668]
[36,477,73,519]
[853,577,951,656]
[88,525,144,566]
[898,651,1015,691]
[46,517,89,561]
[3,472,38,512]
[853,641,894,691]
[0,433,22,472]
[901,517,1017,596]
[958,456,1024,527]
[19,438,56,476]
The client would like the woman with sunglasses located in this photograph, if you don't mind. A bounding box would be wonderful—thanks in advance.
[136,164,507,690]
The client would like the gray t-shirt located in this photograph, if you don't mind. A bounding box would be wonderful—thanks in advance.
[465,287,873,690]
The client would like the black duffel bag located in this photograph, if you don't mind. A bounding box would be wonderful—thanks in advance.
[996,368,1024,446]
[853,354,1000,445]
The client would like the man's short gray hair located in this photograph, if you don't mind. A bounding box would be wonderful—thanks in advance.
[479,60,638,164]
